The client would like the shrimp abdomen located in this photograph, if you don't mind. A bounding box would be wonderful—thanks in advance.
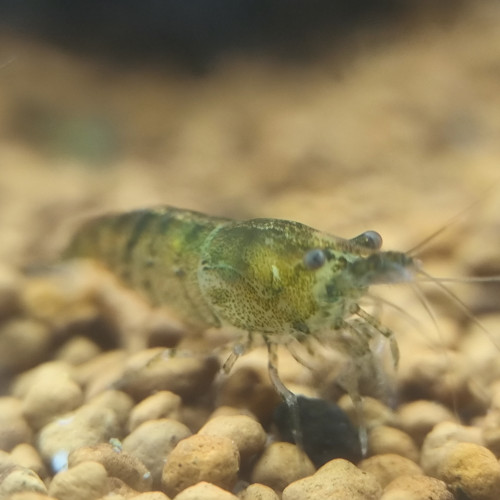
[64,206,231,328]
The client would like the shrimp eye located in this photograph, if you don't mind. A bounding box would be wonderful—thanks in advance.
[351,230,383,250]
[303,248,326,270]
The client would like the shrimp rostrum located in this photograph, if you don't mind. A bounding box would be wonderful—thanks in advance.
[64,206,420,451]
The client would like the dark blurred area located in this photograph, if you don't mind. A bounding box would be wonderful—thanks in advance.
[0,0,462,70]
[274,396,362,467]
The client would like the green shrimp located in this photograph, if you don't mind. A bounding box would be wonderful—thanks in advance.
[64,206,420,452]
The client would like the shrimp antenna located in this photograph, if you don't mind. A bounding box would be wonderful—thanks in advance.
[364,293,422,332]
[406,184,498,257]
[407,281,444,349]
[409,280,462,415]
[418,269,500,350]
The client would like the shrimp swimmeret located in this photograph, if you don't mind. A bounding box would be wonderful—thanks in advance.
[64,205,479,452]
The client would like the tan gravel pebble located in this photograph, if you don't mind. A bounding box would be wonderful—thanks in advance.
[87,390,135,432]
[20,271,100,330]
[55,335,102,365]
[237,483,280,500]
[217,365,280,424]
[74,350,127,395]
[251,442,315,492]
[21,371,84,430]
[420,421,483,476]
[481,408,500,456]
[10,444,47,479]
[161,434,240,497]
[396,400,457,446]
[0,467,48,498]
[172,481,238,500]
[48,461,108,500]
[337,395,398,429]
[198,415,267,461]
[282,458,382,500]
[178,404,213,433]
[128,391,182,432]
[123,419,192,489]
[38,404,121,468]
[131,492,171,500]
[85,361,133,400]
[436,442,500,500]
[120,348,220,401]
[457,316,500,388]
[358,453,423,488]
[8,493,57,500]
[12,361,75,400]
[381,474,454,500]
[105,476,140,497]
[69,442,153,492]
[368,425,419,462]
[0,319,52,374]
[0,449,15,472]
[0,397,33,451]
[209,406,256,419]
[397,349,476,410]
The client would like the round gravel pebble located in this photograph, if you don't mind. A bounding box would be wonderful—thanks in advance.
[0,397,33,451]
[131,493,171,500]
[161,434,239,497]
[122,418,192,489]
[48,461,108,500]
[368,426,419,462]
[10,444,47,479]
[420,421,483,476]
[74,351,126,396]
[282,458,382,500]
[217,365,280,424]
[396,400,457,446]
[209,406,256,419]
[0,319,52,374]
[120,349,219,401]
[7,493,57,500]
[481,407,500,456]
[358,453,423,488]
[55,335,102,366]
[87,390,134,432]
[38,404,120,470]
[69,442,152,492]
[105,476,139,497]
[128,391,182,432]
[198,415,267,462]
[337,395,397,429]
[22,373,83,430]
[238,483,280,500]
[381,474,454,500]
[436,442,500,500]
[0,466,48,498]
[172,481,239,500]
[12,361,75,400]
[251,442,315,492]
[0,449,15,472]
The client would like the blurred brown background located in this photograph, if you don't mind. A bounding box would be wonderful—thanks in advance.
[0,0,499,275]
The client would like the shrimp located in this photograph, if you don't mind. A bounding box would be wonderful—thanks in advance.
[64,206,421,452]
